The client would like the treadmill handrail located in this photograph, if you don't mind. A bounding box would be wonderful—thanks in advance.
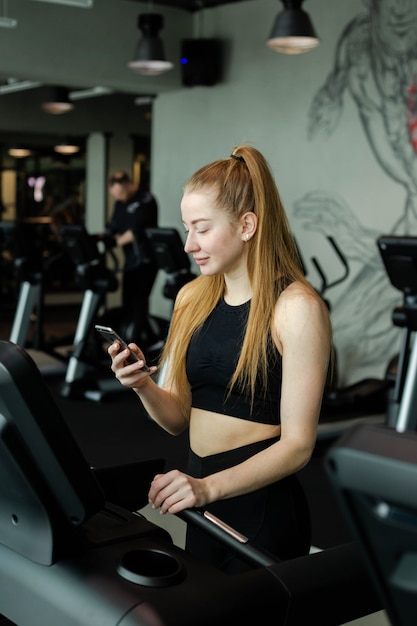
[178,508,279,568]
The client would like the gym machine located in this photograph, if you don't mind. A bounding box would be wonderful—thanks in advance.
[0,339,382,626]
[58,225,195,401]
[0,220,44,348]
[300,234,391,432]
[0,220,68,376]
[326,422,417,626]
[57,223,121,400]
[145,227,196,304]
[324,235,417,626]
[377,235,417,431]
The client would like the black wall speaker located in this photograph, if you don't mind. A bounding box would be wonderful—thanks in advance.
[180,38,222,87]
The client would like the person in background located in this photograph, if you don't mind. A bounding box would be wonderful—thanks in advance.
[107,146,332,573]
[105,170,159,345]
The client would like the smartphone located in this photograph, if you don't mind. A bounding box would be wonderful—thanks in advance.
[94,324,150,371]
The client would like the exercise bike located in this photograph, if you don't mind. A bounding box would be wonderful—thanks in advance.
[299,235,392,434]
[0,220,72,376]
[377,234,417,431]
[58,224,195,401]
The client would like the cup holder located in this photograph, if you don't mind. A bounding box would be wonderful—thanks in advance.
[117,548,185,587]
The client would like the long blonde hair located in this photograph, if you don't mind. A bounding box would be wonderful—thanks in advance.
[159,145,312,417]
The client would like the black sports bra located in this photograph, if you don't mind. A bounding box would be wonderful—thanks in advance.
[185,299,282,425]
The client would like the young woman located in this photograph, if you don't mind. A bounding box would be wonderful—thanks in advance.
[108,145,332,573]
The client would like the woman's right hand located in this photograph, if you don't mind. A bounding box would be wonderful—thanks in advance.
[108,341,156,389]
[109,341,189,436]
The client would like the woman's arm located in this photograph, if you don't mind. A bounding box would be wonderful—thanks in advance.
[208,283,331,497]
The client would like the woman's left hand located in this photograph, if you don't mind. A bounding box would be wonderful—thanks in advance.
[148,470,208,514]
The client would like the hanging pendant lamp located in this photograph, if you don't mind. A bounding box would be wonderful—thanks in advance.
[54,138,80,155]
[128,13,174,76]
[266,0,320,55]
[41,86,74,114]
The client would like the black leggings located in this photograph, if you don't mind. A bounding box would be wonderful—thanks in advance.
[186,438,311,574]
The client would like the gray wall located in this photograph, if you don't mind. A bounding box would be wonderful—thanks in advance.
[151,0,409,386]
[0,0,408,386]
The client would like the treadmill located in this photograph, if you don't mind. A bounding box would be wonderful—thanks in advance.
[0,339,381,626]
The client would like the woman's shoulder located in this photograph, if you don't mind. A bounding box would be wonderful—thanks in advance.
[280,277,316,297]
[276,279,330,320]
[273,280,332,349]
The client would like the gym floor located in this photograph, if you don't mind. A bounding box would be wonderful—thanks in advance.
[0,297,390,626]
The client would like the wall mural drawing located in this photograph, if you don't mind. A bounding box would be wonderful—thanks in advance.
[294,0,417,386]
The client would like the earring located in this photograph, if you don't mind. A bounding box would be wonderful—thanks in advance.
[245,233,249,242]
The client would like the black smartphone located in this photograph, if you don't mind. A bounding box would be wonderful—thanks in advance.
[94,324,150,371]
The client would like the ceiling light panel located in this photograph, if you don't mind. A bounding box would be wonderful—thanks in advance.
[32,0,93,8]
[0,80,42,94]
[69,86,113,100]
[0,16,17,28]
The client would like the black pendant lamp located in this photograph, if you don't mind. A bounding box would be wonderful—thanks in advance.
[266,0,320,55]
[128,13,174,76]
[41,86,74,114]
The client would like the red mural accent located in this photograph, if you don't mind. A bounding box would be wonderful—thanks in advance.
[407,79,417,152]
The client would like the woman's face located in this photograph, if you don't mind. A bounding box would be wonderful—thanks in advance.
[181,188,246,277]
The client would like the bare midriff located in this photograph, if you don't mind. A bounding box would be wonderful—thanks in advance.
[189,407,281,457]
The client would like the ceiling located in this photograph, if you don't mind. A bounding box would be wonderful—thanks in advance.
[0,0,261,121]
[0,0,256,97]
[0,0,259,159]
[126,0,252,12]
